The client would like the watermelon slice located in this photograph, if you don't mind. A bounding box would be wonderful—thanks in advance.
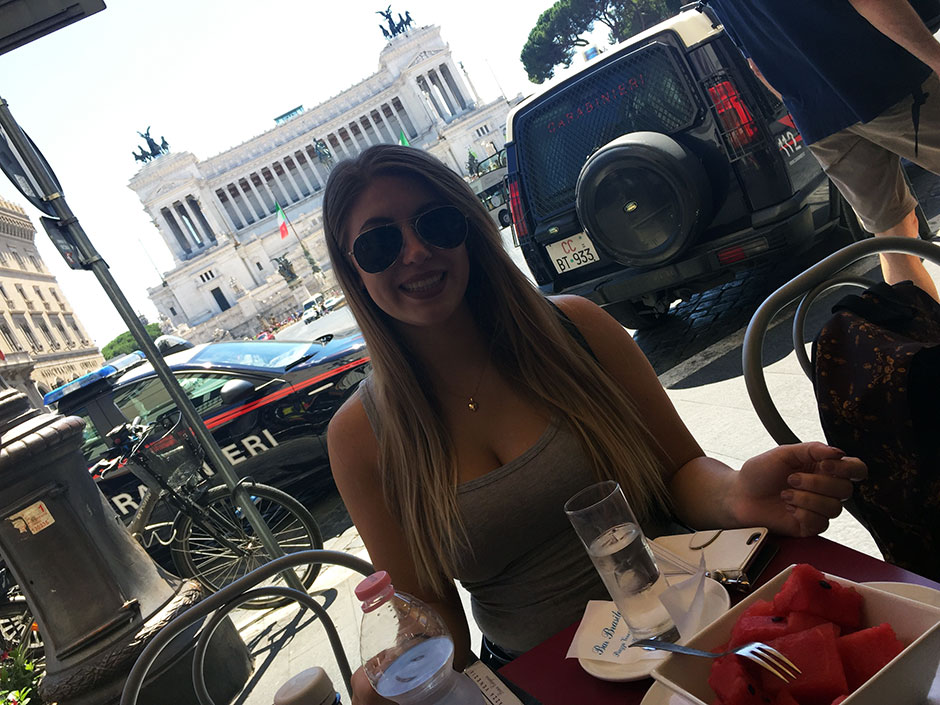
[729,610,832,648]
[773,564,863,629]
[837,622,905,690]
[708,655,769,705]
[764,623,849,705]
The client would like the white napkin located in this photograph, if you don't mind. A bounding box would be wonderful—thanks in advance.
[659,554,708,641]
[566,554,709,664]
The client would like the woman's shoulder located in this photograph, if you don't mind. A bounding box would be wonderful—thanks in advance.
[327,388,379,478]
[548,295,621,335]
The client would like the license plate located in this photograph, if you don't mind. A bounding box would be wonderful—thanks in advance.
[546,233,600,274]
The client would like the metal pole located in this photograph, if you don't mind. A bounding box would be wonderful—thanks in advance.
[0,96,304,592]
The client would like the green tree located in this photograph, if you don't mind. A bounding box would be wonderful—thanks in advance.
[101,322,162,360]
[521,0,681,83]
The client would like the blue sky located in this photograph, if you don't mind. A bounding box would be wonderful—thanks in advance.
[0,0,599,345]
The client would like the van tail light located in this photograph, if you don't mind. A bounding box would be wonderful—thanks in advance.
[508,177,528,240]
[707,79,758,151]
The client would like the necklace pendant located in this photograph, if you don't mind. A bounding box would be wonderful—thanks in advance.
[468,397,478,412]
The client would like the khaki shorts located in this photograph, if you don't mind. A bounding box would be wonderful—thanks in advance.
[808,72,940,233]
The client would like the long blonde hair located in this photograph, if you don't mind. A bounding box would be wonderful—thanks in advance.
[323,145,671,596]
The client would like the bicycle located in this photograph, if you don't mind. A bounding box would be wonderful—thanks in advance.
[0,561,42,659]
[93,413,323,609]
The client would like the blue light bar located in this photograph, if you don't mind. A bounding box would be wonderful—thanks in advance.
[43,350,146,405]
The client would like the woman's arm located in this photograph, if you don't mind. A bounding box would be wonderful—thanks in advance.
[327,394,472,704]
[849,0,940,75]
[552,296,864,535]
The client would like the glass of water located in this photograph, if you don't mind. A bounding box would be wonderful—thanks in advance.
[565,480,679,643]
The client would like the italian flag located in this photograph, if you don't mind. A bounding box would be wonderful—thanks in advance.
[398,130,410,147]
[276,203,289,239]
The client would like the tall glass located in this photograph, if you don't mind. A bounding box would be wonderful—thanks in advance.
[565,480,679,643]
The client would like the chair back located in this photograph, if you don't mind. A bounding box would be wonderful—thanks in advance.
[742,236,940,444]
[119,549,374,705]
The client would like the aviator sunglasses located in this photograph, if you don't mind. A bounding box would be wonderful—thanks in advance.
[348,205,469,273]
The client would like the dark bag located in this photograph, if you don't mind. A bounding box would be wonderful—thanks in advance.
[812,281,940,581]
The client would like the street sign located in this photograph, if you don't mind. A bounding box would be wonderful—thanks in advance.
[40,217,87,270]
[0,124,61,217]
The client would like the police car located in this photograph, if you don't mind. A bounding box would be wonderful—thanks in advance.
[44,333,371,520]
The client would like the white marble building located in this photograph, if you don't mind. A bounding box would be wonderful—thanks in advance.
[129,23,513,342]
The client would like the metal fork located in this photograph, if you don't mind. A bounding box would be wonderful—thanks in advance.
[629,639,801,683]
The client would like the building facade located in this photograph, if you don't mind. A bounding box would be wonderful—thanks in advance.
[0,197,103,407]
[129,23,514,342]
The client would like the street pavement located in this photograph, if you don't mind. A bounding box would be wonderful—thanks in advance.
[231,168,940,702]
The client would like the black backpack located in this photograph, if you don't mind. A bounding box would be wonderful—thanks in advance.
[812,281,940,581]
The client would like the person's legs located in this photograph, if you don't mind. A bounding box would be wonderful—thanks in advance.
[873,207,939,300]
[810,129,939,300]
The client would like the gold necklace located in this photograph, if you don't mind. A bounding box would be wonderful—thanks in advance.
[467,352,490,412]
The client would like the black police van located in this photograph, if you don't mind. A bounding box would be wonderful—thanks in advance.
[504,6,854,329]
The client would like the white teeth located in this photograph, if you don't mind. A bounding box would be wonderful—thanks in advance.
[402,272,444,292]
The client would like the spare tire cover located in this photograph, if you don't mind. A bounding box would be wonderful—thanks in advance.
[576,132,711,268]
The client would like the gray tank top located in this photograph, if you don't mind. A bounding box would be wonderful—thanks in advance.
[357,375,677,654]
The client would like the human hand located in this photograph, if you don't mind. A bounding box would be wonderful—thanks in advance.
[351,666,394,705]
[727,442,867,537]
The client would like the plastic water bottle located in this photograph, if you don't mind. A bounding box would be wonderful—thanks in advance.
[356,571,484,705]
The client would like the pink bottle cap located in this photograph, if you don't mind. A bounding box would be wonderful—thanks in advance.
[355,570,392,602]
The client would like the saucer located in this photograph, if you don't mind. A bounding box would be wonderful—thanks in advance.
[579,577,730,682]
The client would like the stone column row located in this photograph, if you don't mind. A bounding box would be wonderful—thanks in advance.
[415,65,468,122]
[160,197,216,261]
[212,98,419,232]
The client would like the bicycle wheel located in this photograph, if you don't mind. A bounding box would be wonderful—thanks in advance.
[170,483,323,609]
[0,599,43,659]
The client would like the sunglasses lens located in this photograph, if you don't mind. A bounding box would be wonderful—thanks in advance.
[353,225,402,273]
[416,206,468,248]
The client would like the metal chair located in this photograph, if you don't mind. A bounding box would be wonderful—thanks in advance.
[742,236,940,444]
[119,549,375,705]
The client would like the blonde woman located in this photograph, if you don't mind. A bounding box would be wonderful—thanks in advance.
[323,145,865,704]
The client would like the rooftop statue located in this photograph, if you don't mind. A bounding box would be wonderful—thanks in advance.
[133,126,171,164]
[376,6,413,39]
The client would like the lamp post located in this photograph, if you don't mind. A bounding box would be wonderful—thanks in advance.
[0,96,303,593]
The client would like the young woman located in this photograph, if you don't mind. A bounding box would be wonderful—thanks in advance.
[322,145,865,703]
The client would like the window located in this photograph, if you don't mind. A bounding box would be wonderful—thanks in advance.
[169,306,178,316]
[113,372,243,426]
[0,320,20,350]
[17,320,39,350]
[0,282,8,300]
[256,262,263,271]
[66,316,84,342]
[33,286,45,301]
[11,251,24,268]
[0,250,7,265]
[475,124,491,137]
[35,318,57,348]
[199,269,215,283]
[50,288,60,302]
[28,255,41,271]
[14,284,30,308]
[53,318,71,344]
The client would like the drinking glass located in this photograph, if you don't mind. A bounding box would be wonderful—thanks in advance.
[565,480,679,643]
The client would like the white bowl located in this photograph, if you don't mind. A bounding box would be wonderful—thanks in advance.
[651,564,940,705]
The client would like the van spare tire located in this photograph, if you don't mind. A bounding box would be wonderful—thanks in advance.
[576,132,711,268]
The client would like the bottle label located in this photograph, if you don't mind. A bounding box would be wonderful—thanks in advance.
[463,661,525,705]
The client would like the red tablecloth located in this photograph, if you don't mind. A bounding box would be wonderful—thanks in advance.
[498,536,940,705]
